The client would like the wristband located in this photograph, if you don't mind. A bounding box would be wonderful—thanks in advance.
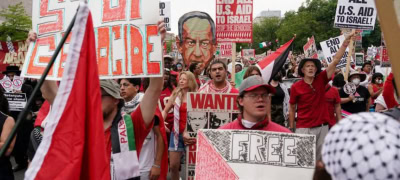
[152,164,161,169]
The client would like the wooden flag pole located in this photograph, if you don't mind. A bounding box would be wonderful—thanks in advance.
[344,29,356,82]
[231,43,236,84]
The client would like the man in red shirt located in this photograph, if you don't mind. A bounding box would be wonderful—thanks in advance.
[324,84,341,128]
[198,60,239,93]
[219,75,290,132]
[289,34,353,160]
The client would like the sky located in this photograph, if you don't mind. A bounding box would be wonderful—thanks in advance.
[167,0,307,34]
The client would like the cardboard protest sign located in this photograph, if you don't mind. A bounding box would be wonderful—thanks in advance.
[186,92,240,180]
[160,1,171,31]
[320,35,352,69]
[334,0,377,30]
[0,41,28,77]
[241,49,255,58]
[195,129,316,180]
[355,53,364,67]
[4,93,27,111]
[219,43,233,57]
[22,0,162,80]
[303,36,318,59]
[216,0,253,43]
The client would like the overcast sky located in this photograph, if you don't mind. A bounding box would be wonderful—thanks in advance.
[168,0,307,34]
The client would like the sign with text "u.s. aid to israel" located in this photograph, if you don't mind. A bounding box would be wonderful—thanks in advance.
[334,0,377,30]
[22,0,162,80]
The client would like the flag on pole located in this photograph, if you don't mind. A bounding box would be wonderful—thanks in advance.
[25,2,110,180]
[256,38,295,83]
[259,42,267,48]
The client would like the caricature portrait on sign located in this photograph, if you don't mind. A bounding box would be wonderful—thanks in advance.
[177,11,217,70]
[187,111,208,133]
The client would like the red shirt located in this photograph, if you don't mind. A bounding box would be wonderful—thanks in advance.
[289,70,330,128]
[324,85,340,127]
[160,88,174,130]
[219,115,291,133]
[104,105,157,163]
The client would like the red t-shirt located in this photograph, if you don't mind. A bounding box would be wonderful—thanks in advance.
[219,116,291,133]
[160,88,174,130]
[324,85,340,127]
[104,105,157,163]
[230,88,239,93]
[289,70,330,128]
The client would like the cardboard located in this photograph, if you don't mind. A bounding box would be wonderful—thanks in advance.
[320,35,352,69]
[334,0,377,30]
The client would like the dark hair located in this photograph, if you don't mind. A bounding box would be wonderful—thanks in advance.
[118,78,141,93]
[298,59,322,77]
[189,62,200,73]
[209,60,227,71]
[371,73,383,84]
[243,65,261,79]
[0,90,10,115]
[332,73,346,89]
[361,61,372,72]
[178,11,216,44]
[163,71,175,91]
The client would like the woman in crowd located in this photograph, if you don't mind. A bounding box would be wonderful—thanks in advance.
[367,72,384,107]
[269,70,290,127]
[0,90,16,180]
[243,65,261,79]
[189,62,202,87]
[332,73,346,90]
[162,71,197,180]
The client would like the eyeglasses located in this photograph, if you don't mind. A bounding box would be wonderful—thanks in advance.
[244,93,269,101]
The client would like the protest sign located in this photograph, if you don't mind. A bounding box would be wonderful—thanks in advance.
[195,129,316,180]
[320,35,351,69]
[216,0,253,43]
[334,0,377,30]
[219,43,233,57]
[186,92,240,180]
[355,53,364,67]
[22,0,162,80]
[4,93,27,111]
[0,41,28,77]
[303,36,318,59]
[241,49,255,58]
[160,1,171,31]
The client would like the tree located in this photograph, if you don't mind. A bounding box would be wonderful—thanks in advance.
[0,3,32,41]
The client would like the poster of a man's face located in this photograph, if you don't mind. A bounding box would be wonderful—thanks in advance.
[177,11,216,70]
[210,112,230,129]
[187,112,208,132]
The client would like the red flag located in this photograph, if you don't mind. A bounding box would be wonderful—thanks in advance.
[257,38,294,83]
[25,3,110,180]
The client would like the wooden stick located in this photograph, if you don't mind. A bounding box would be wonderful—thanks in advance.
[231,43,236,83]
[344,29,356,82]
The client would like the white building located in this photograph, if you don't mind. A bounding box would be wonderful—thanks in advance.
[254,10,282,24]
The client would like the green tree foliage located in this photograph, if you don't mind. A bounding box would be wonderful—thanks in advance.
[0,3,32,41]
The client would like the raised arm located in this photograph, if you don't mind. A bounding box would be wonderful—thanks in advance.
[326,34,354,80]
[140,20,166,127]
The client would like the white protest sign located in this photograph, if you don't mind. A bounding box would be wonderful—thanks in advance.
[22,0,162,80]
[0,76,13,92]
[186,93,240,180]
[320,35,351,69]
[195,129,316,180]
[303,36,318,59]
[159,1,171,31]
[334,0,377,30]
[4,93,27,111]
[12,76,24,91]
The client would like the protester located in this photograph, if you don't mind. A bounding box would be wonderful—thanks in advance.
[332,73,346,90]
[189,62,202,87]
[198,60,239,93]
[243,65,261,79]
[360,61,372,87]
[1,65,33,172]
[383,73,399,109]
[324,83,341,128]
[235,64,243,73]
[175,63,183,72]
[119,78,144,114]
[161,71,197,180]
[367,72,384,106]
[176,11,216,70]
[159,69,175,133]
[289,34,353,161]
[375,94,388,112]
[163,55,174,70]
[0,90,16,180]
[269,71,290,127]
[219,75,290,132]
[339,71,371,113]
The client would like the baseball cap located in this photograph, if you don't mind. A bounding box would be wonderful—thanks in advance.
[100,79,123,99]
[239,75,276,95]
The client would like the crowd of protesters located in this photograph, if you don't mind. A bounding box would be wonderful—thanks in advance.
[0,12,399,180]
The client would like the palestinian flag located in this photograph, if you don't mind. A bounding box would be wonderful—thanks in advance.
[256,38,294,83]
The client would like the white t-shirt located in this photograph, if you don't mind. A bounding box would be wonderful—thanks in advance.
[139,129,156,172]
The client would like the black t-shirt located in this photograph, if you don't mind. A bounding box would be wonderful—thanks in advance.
[271,84,285,105]
[340,86,371,113]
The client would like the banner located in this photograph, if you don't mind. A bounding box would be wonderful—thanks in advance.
[241,49,255,58]
[219,43,233,57]
[320,35,351,69]
[22,0,162,80]
[216,0,253,43]
[195,129,316,180]
[0,41,28,77]
[4,93,27,111]
[303,36,318,59]
[334,0,377,30]
[186,92,240,180]
[160,1,171,31]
